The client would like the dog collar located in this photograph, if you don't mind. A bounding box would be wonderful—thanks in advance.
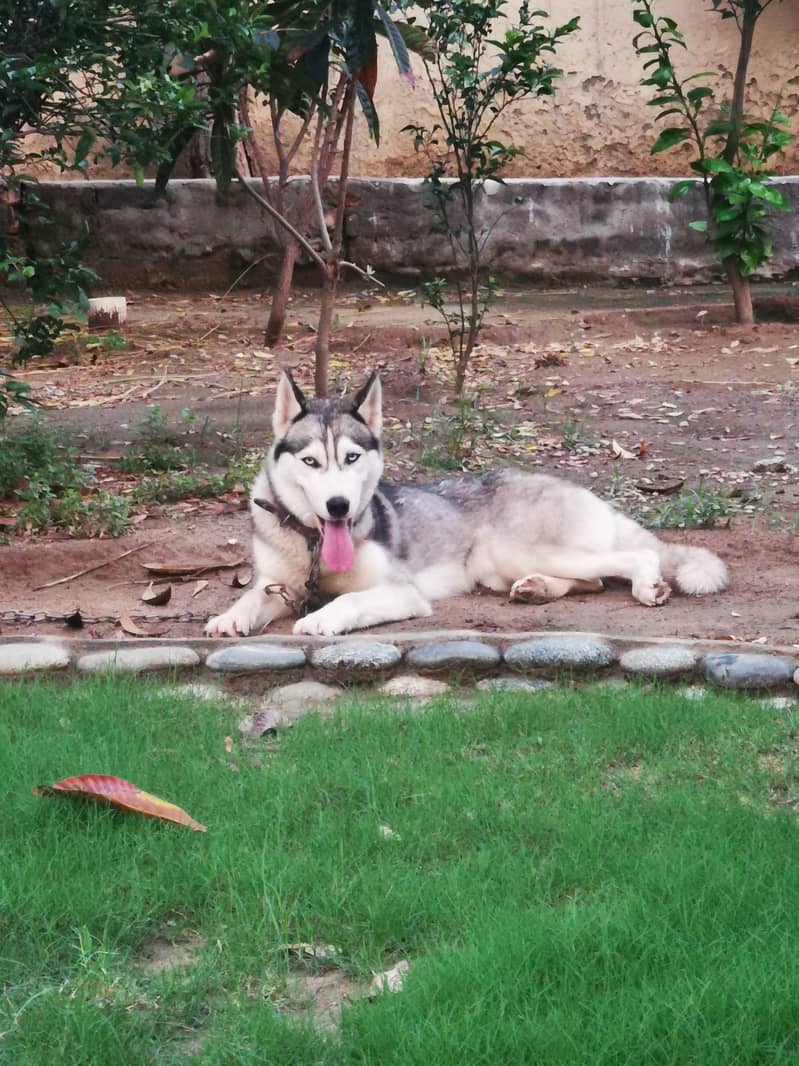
[253,497,324,615]
[253,497,319,546]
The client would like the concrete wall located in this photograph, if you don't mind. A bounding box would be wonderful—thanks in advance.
[20,0,799,182]
[24,176,799,290]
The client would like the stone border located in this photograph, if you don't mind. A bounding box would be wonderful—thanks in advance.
[1,631,797,693]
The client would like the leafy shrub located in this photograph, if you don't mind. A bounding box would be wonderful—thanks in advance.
[0,420,130,536]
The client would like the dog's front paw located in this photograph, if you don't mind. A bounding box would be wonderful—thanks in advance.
[293,605,350,637]
[205,609,253,638]
[633,579,672,607]
[205,591,270,637]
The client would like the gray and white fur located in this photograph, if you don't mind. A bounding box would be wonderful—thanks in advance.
[206,371,727,638]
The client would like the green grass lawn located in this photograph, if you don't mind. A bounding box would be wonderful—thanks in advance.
[3,676,799,1064]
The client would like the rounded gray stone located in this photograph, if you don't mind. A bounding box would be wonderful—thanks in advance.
[476,676,551,693]
[310,642,401,672]
[620,645,698,677]
[0,642,71,675]
[701,653,796,689]
[206,643,306,672]
[254,681,343,727]
[405,640,501,672]
[380,675,449,698]
[504,638,614,671]
[77,646,200,673]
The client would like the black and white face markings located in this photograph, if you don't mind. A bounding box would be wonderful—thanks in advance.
[268,372,384,526]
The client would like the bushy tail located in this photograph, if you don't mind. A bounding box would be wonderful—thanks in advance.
[659,543,728,596]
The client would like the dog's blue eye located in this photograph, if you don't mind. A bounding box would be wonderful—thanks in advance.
[345,452,361,465]
[302,456,320,468]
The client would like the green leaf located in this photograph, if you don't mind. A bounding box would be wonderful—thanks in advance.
[655,107,684,122]
[380,19,436,63]
[689,220,708,232]
[73,129,96,166]
[355,80,380,145]
[373,4,414,83]
[650,126,691,154]
[668,178,697,202]
[692,157,734,175]
[632,10,654,27]
[336,0,378,81]
[686,86,713,105]
[751,184,789,209]
[703,119,734,139]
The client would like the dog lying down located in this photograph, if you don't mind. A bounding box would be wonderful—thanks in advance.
[206,371,727,638]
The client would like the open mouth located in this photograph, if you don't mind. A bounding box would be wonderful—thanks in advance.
[319,518,354,572]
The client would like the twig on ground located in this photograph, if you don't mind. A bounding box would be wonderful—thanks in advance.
[32,542,154,591]
[352,332,373,353]
[222,255,274,299]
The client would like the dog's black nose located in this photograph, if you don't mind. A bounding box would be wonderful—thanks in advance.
[326,496,350,520]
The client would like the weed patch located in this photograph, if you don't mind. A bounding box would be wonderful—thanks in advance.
[418,394,518,470]
[0,420,132,537]
[644,484,737,529]
[0,413,262,537]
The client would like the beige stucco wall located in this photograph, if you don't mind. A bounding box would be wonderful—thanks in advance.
[20,0,799,180]
[347,0,799,177]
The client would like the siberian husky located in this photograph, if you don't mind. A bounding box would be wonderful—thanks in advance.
[206,371,727,638]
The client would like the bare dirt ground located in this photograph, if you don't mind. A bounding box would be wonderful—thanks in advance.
[1,283,798,647]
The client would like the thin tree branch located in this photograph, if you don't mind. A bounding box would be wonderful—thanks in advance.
[235,170,326,273]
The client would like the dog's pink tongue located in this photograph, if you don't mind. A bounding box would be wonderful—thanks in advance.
[320,519,354,572]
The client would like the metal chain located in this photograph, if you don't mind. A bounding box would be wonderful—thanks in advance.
[1,609,213,626]
[263,533,323,617]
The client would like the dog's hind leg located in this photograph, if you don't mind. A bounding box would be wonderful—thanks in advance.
[501,546,671,607]
[510,574,605,604]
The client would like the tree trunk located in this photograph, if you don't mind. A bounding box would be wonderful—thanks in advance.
[314,264,336,396]
[717,6,756,327]
[313,86,355,397]
[722,7,757,167]
[264,238,299,346]
[723,258,754,325]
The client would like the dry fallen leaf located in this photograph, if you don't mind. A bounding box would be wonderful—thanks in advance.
[119,614,165,638]
[192,579,209,597]
[141,558,245,577]
[636,478,685,496]
[611,439,637,460]
[142,582,172,607]
[33,774,206,831]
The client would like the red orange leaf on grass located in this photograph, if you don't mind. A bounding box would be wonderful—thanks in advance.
[33,775,206,832]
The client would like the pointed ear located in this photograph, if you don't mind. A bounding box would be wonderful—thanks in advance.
[272,371,306,439]
[352,371,382,438]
